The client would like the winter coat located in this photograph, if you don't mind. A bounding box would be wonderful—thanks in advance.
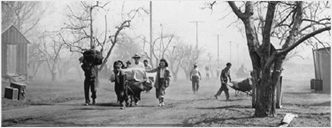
[146,67,171,89]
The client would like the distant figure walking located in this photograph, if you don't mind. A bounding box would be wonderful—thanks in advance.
[190,63,201,94]
[146,59,171,107]
[216,67,221,79]
[215,62,232,100]
[205,66,210,80]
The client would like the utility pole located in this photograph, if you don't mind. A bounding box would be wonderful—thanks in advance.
[160,23,163,59]
[216,34,220,65]
[229,41,232,62]
[237,44,239,66]
[149,1,153,66]
[189,21,203,61]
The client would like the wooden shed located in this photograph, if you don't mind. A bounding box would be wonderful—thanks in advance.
[312,47,331,94]
[1,25,29,80]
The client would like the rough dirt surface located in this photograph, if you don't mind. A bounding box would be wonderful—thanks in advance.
[1,77,331,127]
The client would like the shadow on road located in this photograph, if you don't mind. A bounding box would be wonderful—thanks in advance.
[94,102,120,107]
[182,116,260,127]
[310,101,331,106]
[196,105,252,110]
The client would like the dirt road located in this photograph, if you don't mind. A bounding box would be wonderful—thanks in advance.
[2,78,330,127]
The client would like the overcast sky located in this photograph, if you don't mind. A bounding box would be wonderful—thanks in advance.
[38,1,328,68]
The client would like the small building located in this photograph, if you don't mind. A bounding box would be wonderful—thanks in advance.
[312,47,331,94]
[1,25,29,80]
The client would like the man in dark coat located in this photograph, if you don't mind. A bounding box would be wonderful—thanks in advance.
[80,46,103,106]
[214,62,232,100]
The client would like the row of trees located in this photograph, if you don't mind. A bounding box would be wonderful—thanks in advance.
[2,1,201,81]
[5,1,329,118]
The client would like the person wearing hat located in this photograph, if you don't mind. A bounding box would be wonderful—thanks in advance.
[190,63,201,94]
[215,62,232,100]
[129,54,145,69]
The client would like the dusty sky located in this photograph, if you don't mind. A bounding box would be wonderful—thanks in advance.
[38,1,329,68]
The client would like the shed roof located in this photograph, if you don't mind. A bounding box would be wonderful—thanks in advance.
[314,47,330,52]
[2,25,30,44]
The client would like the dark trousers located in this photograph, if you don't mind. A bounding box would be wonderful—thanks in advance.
[191,76,200,93]
[156,78,167,102]
[215,82,229,100]
[84,77,97,103]
[127,80,143,103]
[115,83,128,104]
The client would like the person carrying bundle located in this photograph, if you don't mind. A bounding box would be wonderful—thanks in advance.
[79,45,103,106]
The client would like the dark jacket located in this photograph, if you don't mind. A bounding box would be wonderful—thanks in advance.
[146,67,171,89]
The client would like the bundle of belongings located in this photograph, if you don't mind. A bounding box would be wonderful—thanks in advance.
[227,78,253,96]
[81,49,103,65]
[110,68,153,91]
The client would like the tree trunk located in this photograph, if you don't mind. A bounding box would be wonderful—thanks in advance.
[51,72,57,81]
[254,55,285,117]
[254,72,275,117]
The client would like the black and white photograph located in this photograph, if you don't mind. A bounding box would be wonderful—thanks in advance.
[1,1,331,127]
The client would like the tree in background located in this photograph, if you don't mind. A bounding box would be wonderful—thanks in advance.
[179,44,204,80]
[165,42,189,81]
[1,1,47,80]
[1,1,45,35]
[60,1,148,71]
[38,32,66,81]
[219,1,331,117]
[111,33,142,63]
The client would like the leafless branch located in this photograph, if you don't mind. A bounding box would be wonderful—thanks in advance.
[280,26,331,55]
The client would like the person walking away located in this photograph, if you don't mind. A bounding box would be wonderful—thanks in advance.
[146,59,171,107]
[215,62,232,100]
[205,66,210,80]
[190,63,201,94]
[110,61,129,109]
[80,45,103,106]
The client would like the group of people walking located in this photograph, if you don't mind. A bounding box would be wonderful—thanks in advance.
[80,47,232,109]
[80,48,171,109]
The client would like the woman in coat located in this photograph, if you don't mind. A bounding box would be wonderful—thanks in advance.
[146,58,171,107]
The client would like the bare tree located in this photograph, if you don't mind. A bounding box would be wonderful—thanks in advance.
[142,34,175,67]
[179,44,204,80]
[223,1,330,117]
[38,32,66,81]
[27,43,46,80]
[1,1,45,34]
[111,33,142,62]
[60,1,148,71]
[165,42,188,81]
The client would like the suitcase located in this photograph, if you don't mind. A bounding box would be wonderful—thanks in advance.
[4,87,18,100]
[10,82,27,100]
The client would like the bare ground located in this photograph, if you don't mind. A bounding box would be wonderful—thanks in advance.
[1,77,330,127]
